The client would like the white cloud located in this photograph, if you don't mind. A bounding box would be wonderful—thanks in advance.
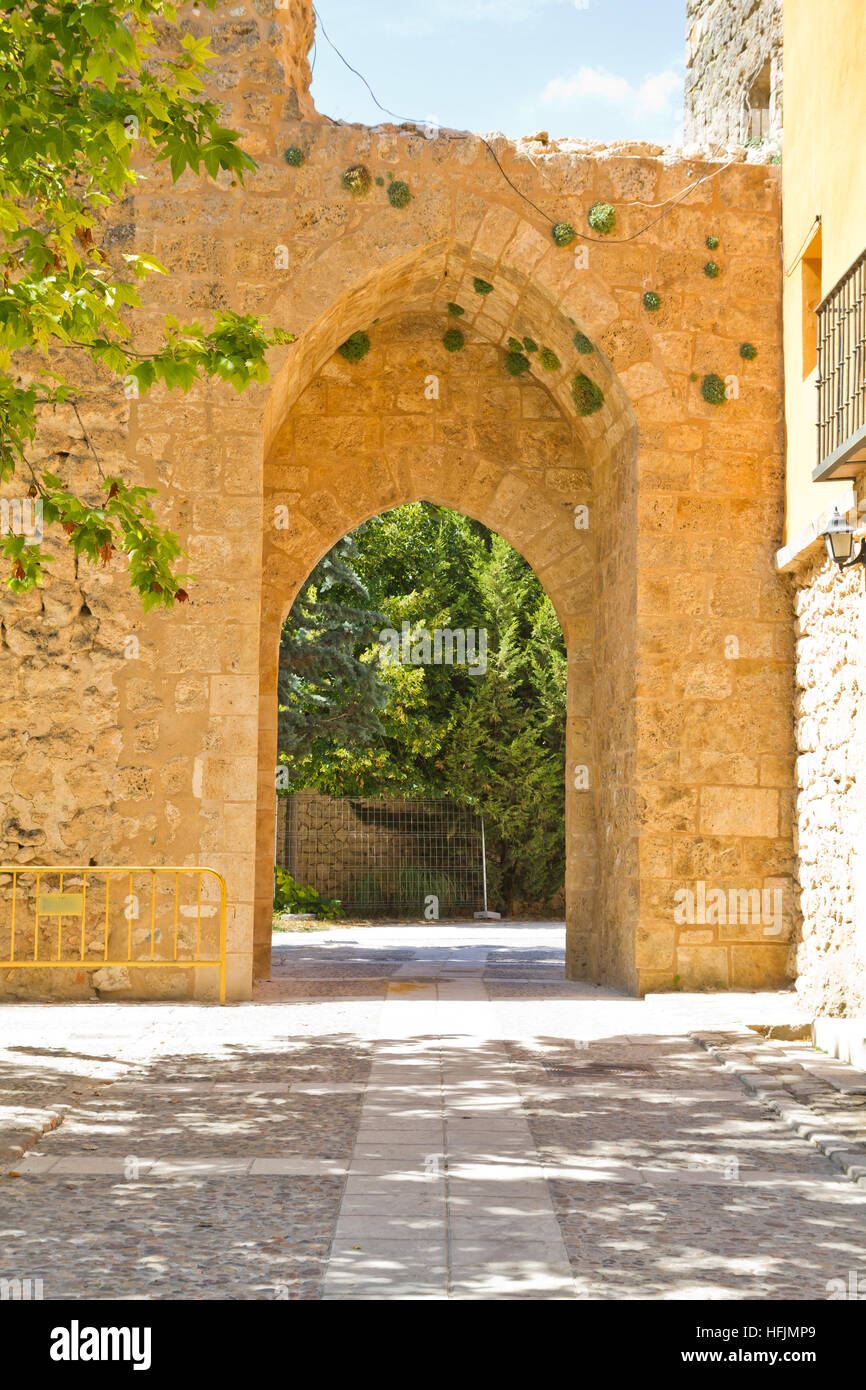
[634,69,683,114]
[542,63,683,120]
[544,68,631,105]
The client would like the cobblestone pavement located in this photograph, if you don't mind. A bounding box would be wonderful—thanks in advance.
[2,922,865,1299]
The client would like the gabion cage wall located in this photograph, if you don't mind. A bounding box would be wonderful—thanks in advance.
[277,792,484,917]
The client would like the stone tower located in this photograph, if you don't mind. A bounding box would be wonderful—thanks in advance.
[684,0,783,149]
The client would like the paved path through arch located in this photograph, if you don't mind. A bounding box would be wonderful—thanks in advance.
[1,923,865,1300]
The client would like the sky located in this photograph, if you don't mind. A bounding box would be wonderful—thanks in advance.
[309,0,686,146]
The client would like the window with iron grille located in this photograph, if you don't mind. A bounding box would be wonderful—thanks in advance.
[815,248,866,480]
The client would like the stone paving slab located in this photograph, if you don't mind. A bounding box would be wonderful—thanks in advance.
[331,1217,444,1236]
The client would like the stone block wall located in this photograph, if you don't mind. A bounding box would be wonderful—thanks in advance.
[788,526,866,1017]
[285,793,415,902]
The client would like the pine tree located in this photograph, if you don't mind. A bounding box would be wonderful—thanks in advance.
[277,534,389,783]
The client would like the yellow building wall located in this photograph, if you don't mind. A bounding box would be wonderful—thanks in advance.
[782,0,866,539]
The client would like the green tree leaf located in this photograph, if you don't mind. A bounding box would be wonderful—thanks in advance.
[0,0,289,606]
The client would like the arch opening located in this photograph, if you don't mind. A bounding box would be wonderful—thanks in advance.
[274,500,569,929]
[255,294,640,995]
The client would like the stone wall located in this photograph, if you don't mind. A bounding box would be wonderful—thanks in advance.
[252,116,791,997]
[282,792,420,905]
[684,0,783,149]
[788,524,866,1017]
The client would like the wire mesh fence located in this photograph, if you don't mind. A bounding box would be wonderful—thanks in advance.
[277,792,484,917]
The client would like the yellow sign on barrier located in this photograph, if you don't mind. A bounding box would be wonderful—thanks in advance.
[37,893,84,916]
[0,866,226,1004]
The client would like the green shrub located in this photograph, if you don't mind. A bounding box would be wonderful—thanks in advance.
[388,179,411,208]
[274,866,341,920]
[507,336,523,353]
[552,221,576,246]
[284,146,304,167]
[523,337,538,354]
[539,347,561,371]
[572,331,593,355]
[337,330,371,362]
[642,290,661,312]
[473,277,494,295]
[375,176,384,186]
[443,328,464,351]
[704,261,721,279]
[571,372,604,415]
[342,164,372,197]
[447,302,465,317]
[504,350,531,376]
[701,372,727,404]
[739,342,758,360]
[588,201,616,235]
[705,235,719,250]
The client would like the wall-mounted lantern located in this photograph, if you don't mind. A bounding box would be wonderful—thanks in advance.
[820,508,866,570]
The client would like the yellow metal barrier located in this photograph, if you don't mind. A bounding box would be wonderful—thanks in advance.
[0,866,226,1003]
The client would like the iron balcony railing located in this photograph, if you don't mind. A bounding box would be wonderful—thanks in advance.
[815,247,866,480]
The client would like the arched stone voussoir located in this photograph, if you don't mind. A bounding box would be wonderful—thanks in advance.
[263,232,642,490]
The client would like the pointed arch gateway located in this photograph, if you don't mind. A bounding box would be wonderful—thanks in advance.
[0,4,792,1006]
[255,236,641,991]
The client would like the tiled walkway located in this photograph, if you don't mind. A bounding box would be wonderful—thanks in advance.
[2,922,866,1299]
[322,978,576,1299]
